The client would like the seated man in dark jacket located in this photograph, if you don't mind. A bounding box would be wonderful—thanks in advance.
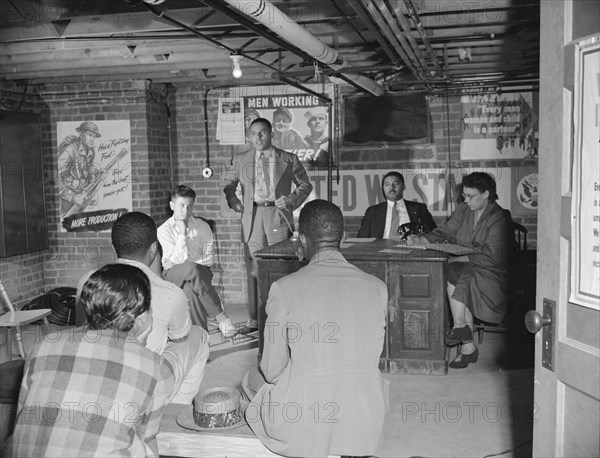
[357,171,436,239]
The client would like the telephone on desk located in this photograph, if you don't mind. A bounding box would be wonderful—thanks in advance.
[398,222,430,240]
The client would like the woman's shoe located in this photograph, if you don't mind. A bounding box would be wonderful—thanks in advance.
[449,347,479,369]
[444,325,473,346]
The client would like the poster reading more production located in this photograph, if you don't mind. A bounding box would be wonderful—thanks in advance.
[219,84,333,167]
[460,87,538,160]
[570,41,600,310]
[57,120,132,233]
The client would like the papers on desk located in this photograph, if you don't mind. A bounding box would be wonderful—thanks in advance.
[340,242,355,249]
[380,247,424,254]
[344,237,376,243]
[380,242,475,256]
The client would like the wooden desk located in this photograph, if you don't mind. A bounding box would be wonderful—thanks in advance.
[255,239,450,375]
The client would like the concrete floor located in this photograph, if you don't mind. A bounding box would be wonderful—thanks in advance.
[6,302,535,458]
[187,302,535,458]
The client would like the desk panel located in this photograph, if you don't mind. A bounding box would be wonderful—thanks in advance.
[256,239,449,375]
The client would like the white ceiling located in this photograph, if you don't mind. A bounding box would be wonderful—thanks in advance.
[0,0,540,95]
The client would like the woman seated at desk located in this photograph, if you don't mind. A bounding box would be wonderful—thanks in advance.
[408,172,514,369]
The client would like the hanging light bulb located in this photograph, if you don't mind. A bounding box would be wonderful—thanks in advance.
[230,55,243,79]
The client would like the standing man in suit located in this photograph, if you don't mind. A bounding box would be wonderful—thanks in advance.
[357,171,436,239]
[223,118,313,334]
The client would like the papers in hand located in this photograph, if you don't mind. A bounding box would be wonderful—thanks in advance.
[422,242,475,256]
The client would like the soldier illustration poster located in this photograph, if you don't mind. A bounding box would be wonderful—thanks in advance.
[57,120,132,232]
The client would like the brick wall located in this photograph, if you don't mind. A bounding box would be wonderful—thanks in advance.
[168,85,539,304]
[168,85,247,304]
[1,79,539,312]
[0,80,175,310]
[41,81,162,290]
[0,83,50,311]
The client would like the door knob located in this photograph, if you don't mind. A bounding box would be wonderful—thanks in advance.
[525,310,551,334]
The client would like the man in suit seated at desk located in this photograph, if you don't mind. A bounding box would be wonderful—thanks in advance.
[357,171,436,239]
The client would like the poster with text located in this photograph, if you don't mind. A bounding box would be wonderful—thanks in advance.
[290,166,512,220]
[460,87,538,160]
[228,84,334,168]
[57,120,132,232]
[217,98,245,145]
[570,41,600,310]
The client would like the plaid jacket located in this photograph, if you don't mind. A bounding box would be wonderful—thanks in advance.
[9,327,175,457]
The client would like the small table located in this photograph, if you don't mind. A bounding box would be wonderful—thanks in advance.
[255,238,450,375]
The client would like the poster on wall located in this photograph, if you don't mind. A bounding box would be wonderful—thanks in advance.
[57,120,132,233]
[570,40,600,310]
[217,98,245,145]
[511,165,539,215]
[226,83,334,167]
[460,87,538,160]
[290,166,512,219]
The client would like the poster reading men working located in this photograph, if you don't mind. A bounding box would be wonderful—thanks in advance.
[225,83,334,167]
[460,87,538,160]
[570,41,600,310]
[57,120,132,233]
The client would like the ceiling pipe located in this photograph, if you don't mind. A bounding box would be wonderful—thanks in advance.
[273,64,397,78]
[145,3,331,102]
[401,0,445,78]
[373,0,429,75]
[353,0,426,83]
[218,0,384,96]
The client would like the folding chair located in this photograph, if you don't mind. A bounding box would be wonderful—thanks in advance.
[0,280,51,359]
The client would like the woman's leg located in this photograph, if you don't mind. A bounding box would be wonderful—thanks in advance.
[448,283,467,327]
[446,283,476,355]
[461,307,476,354]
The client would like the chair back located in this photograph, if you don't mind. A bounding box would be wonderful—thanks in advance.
[514,222,528,252]
[0,280,16,313]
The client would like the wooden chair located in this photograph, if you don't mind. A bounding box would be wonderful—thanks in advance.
[0,280,51,359]
[473,222,531,345]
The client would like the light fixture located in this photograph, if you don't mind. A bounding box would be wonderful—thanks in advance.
[230,54,243,79]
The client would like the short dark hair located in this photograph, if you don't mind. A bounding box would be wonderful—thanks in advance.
[111,212,157,259]
[171,185,196,201]
[298,199,344,244]
[382,171,405,188]
[462,172,498,201]
[81,264,151,332]
[250,117,273,132]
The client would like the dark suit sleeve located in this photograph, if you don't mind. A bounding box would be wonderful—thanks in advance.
[419,204,437,231]
[222,155,241,209]
[357,206,376,237]
[288,153,313,210]
[407,201,437,231]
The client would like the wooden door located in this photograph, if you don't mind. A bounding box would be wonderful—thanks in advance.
[533,2,599,457]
